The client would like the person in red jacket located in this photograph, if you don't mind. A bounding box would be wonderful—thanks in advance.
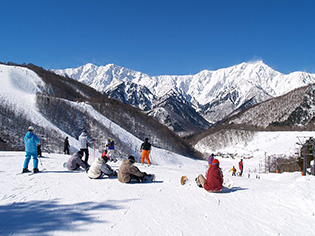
[239,159,244,176]
[196,159,223,192]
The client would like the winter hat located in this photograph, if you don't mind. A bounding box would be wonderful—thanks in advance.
[128,155,135,163]
[145,138,149,142]
[212,159,220,166]
[28,126,35,131]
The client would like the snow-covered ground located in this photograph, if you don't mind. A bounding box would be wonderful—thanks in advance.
[1,151,315,236]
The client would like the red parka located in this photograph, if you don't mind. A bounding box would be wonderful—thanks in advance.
[204,164,223,192]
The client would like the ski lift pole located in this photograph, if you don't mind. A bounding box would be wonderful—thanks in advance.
[303,145,307,176]
[93,139,96,161]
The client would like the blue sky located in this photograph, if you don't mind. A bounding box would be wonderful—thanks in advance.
[1,0,315,76]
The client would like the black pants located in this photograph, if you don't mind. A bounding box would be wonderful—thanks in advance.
[64,146,70,154]
[80,148,89,163]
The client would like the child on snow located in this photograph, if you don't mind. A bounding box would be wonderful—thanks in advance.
[229,166,237,176]
[195,159,223,192]
[87,150,117,179]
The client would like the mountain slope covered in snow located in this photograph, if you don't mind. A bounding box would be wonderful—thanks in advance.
[0,63,199,158]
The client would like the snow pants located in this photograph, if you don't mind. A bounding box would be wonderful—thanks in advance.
[107,149,117,162]
[141,150,151,165]
[100,163,116,176]
[80,148,89,163]
[23,152,38,169]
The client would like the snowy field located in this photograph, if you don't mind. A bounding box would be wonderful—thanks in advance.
[1,151,315,236]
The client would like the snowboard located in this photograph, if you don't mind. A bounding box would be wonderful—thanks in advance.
[144,174,155,182]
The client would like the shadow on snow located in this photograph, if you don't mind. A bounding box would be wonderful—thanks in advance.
[0,199,132,235]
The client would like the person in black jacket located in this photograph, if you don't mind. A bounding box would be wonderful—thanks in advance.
[140,138,151,165]
[64,137,70,154]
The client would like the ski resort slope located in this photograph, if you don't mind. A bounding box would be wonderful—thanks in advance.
[1,151,314,236]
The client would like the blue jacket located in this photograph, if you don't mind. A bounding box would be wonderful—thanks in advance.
[24,131,40,153]
[107,140,115,150]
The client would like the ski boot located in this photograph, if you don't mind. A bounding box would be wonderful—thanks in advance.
[22,168,30,173]
[33,168,39,173]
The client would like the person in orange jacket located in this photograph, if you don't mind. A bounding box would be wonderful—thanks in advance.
[140,138,151,165]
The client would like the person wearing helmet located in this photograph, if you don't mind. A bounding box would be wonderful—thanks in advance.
[195,159,223,192]
[118,155,152,183]
[23,126,41,173]
[140,138,151,165]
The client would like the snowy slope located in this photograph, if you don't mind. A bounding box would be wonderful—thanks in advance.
[1,151,315,236]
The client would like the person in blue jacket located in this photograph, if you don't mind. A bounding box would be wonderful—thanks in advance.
[23,126,40,173]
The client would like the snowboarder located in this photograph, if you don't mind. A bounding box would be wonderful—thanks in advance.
[87,152,117,179]
[239,159,244,176]
[66,150,89,171]
[78,130,94,164]
[106,138,117,162]
[195,159,223,192]
[208,153,214,167]
[23,126,40,173]
[140,138,151,165]
[118,155,153,183]
[229,166,237,176]
[64,137,70,154]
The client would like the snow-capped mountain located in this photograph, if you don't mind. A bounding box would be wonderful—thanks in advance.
[53,61,315,131]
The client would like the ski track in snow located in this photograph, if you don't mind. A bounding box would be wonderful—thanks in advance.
[1,151,315,236]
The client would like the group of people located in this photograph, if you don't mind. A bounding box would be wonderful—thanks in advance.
[22,126,232,192]
[22,126,154,183]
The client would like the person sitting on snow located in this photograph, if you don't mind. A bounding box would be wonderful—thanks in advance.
[87,150,117,179]
[66,150,89,171]
[118,155,152,183]
[195,158,223,192]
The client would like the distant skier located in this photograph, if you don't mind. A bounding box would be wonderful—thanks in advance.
[229,166,237,176]
[195,159,223,192]
[239,159,244,176]
[64,137,70,155]
[140,138,151,165]
[78,130,94,164]
[118,155,153,183]
[106,138,117,162]
[87,151,117,179]
[37,144,42,157]
[23,126,40,173]
[208,153,214,167]
[66,150,89,171]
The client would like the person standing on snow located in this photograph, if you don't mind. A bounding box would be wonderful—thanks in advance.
[87,151,117,179]
[64,137,70,155]
[78,130,94,164]
[239,159,244,176]
[140,138,151,165]
[23,126,40,173]
[118,155,152,183]
[66,150,89,171]
[195,159,223,192]
[106,138,117,162]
